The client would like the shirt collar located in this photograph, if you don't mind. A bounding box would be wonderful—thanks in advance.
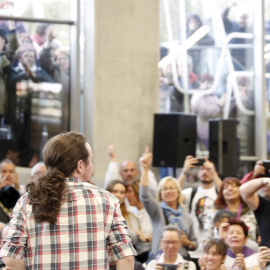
[65,177,81,183]
[157,252,185,263]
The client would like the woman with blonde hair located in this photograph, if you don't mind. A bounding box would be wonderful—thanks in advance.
[139,152,197,260]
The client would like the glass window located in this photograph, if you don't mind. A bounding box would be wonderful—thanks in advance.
[0,20,71,167]
[0,0,71,20]
[159,0,255,162]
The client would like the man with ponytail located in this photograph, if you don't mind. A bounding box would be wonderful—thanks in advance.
[0,131,136,269]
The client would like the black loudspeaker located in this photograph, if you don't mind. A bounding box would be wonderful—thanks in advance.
[153,113,197,167]
[209,119,240,177]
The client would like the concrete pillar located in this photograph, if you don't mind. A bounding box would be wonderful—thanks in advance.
[83,0,160,186]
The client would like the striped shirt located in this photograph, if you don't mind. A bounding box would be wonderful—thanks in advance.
[0,177,136,269]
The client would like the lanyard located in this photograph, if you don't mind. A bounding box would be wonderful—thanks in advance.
[225,203,242,219]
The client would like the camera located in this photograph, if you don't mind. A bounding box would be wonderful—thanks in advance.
[195,158,205,166]
[262,160,270,177]
[157,264,178,270]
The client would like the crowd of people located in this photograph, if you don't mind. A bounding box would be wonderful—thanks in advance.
[0,2,268,269]
[0,19,70,168]
[0,134,270,269]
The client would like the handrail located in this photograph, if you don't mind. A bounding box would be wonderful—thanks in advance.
[170,31,256,116]
[161,1,264,117]
[0,15,75,25]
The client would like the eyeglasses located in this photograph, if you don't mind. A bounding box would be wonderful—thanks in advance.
[161,186,177,192]
[162,240,180,245]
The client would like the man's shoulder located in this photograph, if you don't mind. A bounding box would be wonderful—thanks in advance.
[80,182,114,196]
[69,181,118,203]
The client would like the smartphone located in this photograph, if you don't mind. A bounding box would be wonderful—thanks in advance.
[157,263,178,270]
[262,160,270,177]
[195,158,205,166]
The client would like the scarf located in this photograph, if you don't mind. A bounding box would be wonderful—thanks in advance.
[160,201,187,234]
[227,246,255,258]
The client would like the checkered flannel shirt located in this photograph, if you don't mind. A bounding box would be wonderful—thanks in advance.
[0,177,136,269]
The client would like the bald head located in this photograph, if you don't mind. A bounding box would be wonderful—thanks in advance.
[31,162,47,182]
[119,160,140,182]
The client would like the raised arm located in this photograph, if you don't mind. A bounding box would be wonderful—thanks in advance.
[139,147,153,187]
[104,145,120,188]
[204,158,222,191]
[177,155,198,188]
[239,178,268,210]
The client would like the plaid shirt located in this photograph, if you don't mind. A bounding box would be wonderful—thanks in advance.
[0,178,136,269]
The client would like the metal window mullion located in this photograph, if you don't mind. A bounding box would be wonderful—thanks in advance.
[69,0,80,131]
[254,0,266,159]
[0,15,75,25]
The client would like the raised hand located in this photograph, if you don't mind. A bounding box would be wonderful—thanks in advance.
[11,172,20,191]
[253,161,265,178]
[45,25,56,43]
[203,158,216,174]
[182,155,198,174]
[139,146,152,170]
[218,222,230,240]
[108,145,117,162]
[258,246,270,270]
[234,253,246,270]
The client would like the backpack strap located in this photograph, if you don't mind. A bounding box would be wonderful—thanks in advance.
[162,209,169,225]
[189,187,198,213]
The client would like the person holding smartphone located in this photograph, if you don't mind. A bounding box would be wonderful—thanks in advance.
[240,160,267,184]
[177,155,222,256]
[145,225,196,270]
[257,246,270,270]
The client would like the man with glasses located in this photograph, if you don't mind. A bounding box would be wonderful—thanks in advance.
[0,159,20,192]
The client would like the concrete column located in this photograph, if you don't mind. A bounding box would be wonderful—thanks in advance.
[83,0,160,186]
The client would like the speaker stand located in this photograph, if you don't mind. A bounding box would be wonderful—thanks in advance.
[173,167,177,178]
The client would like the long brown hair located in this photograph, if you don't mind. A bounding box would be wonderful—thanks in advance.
[105,180,130,224]
[204,238,228,257]
[26,131,89,224]
[214,177,243,209]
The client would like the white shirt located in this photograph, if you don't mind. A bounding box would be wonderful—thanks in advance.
[146,253,196,270]
[224,252,258,270]
[182,185,217,257]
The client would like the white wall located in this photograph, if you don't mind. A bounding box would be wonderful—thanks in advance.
[83,0,160,187]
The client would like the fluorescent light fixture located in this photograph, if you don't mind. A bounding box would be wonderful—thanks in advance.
[158,25,210,68]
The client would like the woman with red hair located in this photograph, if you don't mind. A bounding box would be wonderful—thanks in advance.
[203,177,258,247]
[219,218,259,270]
